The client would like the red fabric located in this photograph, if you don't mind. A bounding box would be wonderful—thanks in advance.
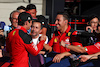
[48,25,82,53]
[6,26,44,67]
[1,62,10,67]
[85,42,100,54]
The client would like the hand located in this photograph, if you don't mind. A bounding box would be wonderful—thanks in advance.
[40,35,46,41]
[79,55,91,62]
[39,51,45,55]
[60,40,66,47]
[86,26,93,33]
[52,53,65,63]
[44,44,52,52]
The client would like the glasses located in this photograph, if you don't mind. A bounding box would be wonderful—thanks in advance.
[12,18,18,21]
[90,21,99,24]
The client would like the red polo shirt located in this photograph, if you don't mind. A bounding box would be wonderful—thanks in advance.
[6,26,45,67]
[48,25,82,53]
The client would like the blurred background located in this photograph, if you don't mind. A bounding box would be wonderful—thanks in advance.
[0,0,100,32]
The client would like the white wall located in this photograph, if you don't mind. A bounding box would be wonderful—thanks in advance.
[0,0,44,25]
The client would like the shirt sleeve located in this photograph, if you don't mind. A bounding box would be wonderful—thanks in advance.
[19,30,45,56]
[85,42,100,54]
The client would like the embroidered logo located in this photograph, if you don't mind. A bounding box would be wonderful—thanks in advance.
[13,31,16,36]
[54,38,58,43]
[65,38,70,45]
[68,32,71,36]
[28,17,31,20]
[94,43,100,49]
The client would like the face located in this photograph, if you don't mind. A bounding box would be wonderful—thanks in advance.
[55,14,66,31]
[28,9,37,19]
[27,20,32,30]
[31,22,42,37]
[90,17,99,30]
[11,12,20,28]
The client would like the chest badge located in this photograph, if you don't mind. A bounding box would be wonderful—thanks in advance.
[54,38,58,43]
[68,32,71,36]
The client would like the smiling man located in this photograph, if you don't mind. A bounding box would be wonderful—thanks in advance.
[47,12,82,63]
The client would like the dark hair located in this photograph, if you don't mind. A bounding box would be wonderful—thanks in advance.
[17,6,26,10]
[57,11,69,20]
[32,20,43,29]
[88,14,99,22]
[26,4,36,11]
[88,14,99,25]
[36,15,46,23]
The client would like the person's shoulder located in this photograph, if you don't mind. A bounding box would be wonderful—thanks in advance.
[19,30,32,44]
[70,28,75,32]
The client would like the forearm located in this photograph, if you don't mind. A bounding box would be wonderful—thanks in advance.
[67,45,86,53]
[61,52,72,57]
[43,44,52,52]
[42,28,47,35]
[89,52,100,60]
[26,40,45,56]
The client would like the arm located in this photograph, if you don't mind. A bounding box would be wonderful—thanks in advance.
[60,40,86,53]
[52,52,71,63]
[23,34,46,56]
[41,27,47,35]
[79,52,100,62]
[86,26,93,33]
[43,44,52,52]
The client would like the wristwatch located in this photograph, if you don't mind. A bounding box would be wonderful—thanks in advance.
[65,44,69,48]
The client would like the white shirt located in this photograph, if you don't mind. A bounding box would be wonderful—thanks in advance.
[32,34,48,46]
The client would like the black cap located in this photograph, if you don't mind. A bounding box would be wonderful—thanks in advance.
[18,12,33,25]
[26,4,36,11]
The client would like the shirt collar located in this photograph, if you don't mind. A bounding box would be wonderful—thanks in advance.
[58,25,71,35]
[17,25,27,33]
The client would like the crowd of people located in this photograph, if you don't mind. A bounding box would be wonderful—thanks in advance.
[0,3,100,67]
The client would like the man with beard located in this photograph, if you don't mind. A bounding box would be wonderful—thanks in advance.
[29,20,52,67]
[47,12,82,63]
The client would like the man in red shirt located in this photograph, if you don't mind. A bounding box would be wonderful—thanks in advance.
[47,12,82,63]
[6,12,46,67]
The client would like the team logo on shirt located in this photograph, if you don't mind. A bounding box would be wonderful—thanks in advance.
[65,38,70,45]
[13,31,16,36]
[54,38,59,43]
[94,42,100,49]
[68,32,71,36]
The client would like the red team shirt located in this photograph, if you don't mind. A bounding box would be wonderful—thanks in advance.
[48,25,82,53]
[6,26,45,67]
[48,25,100,54]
